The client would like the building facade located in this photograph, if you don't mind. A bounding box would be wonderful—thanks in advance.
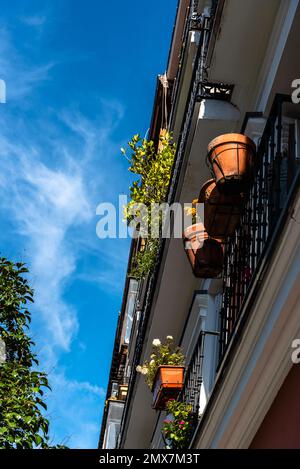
[100,0,300,449]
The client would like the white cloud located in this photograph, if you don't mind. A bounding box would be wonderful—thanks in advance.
[0,102,128,349]
[51,372,106,397]
[46,371,105,448]
[0,27,54,102]
[0,23,129,448]
[0,137,92,350]
[21,15,47,27]
[0,112,120,447]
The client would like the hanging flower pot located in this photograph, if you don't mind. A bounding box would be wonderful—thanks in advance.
[199,179,244,238]
[183,223,223,278]
[207,133,256,194]
[136,337,185,411]
[152,365,185,410]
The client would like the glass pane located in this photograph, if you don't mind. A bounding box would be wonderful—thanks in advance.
[124,279,138,343]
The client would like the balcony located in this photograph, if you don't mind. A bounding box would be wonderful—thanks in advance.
[179,329,219,434]
[219,94,300,362]
[160,94,300,448]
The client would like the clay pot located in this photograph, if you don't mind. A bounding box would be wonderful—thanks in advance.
[152,365,185,410]
[207,133,256,194]
[183,223,223,278]
[199,179,244,238]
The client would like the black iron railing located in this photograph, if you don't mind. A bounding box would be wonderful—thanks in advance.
[168,0,233,205]
[179,330,219,440]
[219,94,299,360]
[197,81,234,101]
[169,1,204,114]
[180,332,205,416]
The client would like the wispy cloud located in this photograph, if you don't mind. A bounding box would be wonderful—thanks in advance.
[0,27,54,101]
[51,372,105,397]
[0,105,124,446]
[46,371,105,448]
[0,14,129,448]
[21,15,47,27]
[0,134,92,351]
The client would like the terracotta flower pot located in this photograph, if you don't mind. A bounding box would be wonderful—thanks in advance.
[207,133,256,194]
[199,179,244,238]
[152,365,185,410]
[183,223,223,278]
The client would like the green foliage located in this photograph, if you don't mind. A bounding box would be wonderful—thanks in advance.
[0,257,64,449]
[136,336,184,390]
[121,132,176,279]
[129,238,159,280]
[162,400,194,449]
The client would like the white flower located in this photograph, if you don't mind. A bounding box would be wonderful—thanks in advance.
[141,367,148,375]
[166,335,173,340]
[150,354,156,359]
[136,365,142,373]
[152,339,161,347]
[150,359,155,366]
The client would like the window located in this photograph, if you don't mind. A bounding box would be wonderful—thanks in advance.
[124,279,138,344]
[102,401,124,449]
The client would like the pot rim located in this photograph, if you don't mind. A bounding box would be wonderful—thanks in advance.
[198,178,216,203]
[207,133,256,156]
[183,223,206,238]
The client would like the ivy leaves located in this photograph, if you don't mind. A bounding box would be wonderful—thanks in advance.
[0,364,50,448]
[0,258,64,449]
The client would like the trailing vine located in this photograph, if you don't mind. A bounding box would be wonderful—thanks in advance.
[121,132,176,279]
[162,400,194,449]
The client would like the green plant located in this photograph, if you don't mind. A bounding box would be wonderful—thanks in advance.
[162,400,194,449]
[184,198,200,225]
[129,238,159,279]
[0,257,65,449]
[136,336,184,389]
[121,132,176,279]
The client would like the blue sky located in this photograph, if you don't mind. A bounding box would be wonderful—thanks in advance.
[0,0,177,448]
